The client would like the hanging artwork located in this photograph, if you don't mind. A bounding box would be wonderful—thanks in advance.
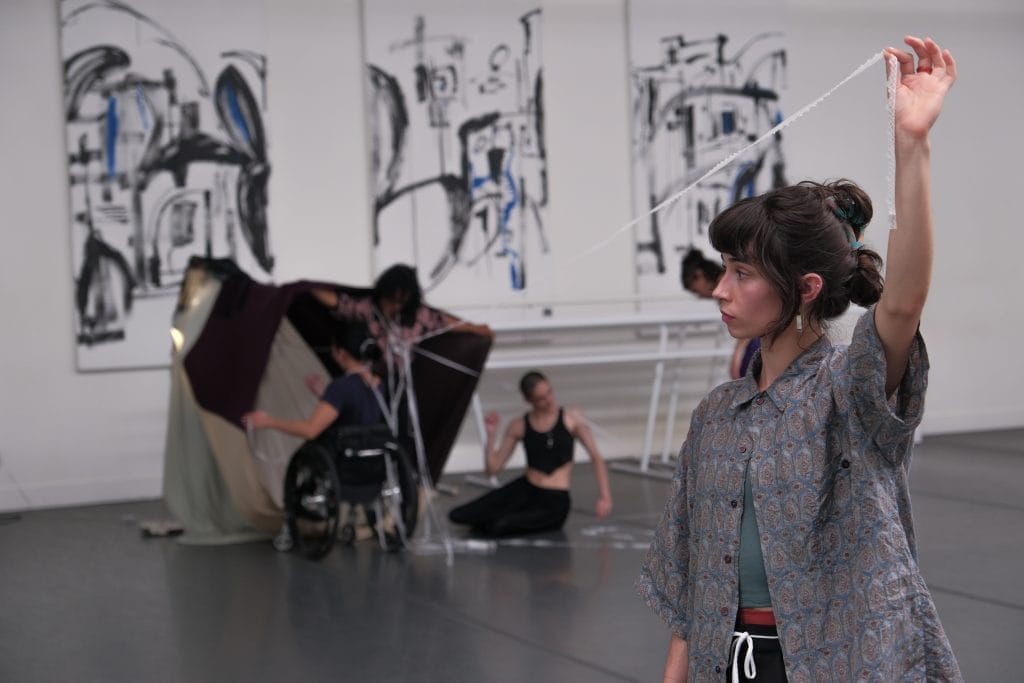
[363,2,547,305]
[628,0,789,298]
[60,0,271,370]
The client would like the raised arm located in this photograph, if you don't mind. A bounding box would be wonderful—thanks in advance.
[312,287,365,319]
[311,288,339,309]
[483,412,524,477]
[876,36,956,395]
[567,407,613,518]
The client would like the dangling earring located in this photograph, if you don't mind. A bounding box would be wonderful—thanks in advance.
[796,313,803,332]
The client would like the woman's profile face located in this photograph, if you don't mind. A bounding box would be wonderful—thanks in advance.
[712,255,782,340]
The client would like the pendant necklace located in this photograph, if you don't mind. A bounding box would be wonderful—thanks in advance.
[535,411,556,449]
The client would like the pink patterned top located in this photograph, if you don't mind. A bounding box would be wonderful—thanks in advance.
[334,291,449,354]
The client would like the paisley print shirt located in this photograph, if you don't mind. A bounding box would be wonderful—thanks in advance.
[638,308,961,682]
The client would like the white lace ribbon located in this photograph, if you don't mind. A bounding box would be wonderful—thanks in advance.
[886,52,899,230]
[567,51,886,270]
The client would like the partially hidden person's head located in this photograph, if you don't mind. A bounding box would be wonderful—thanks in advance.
[681,248,723,299]
[373,264,423,326]
[331,319,382,369]
[519,370,555,412]
[709,179,884,343]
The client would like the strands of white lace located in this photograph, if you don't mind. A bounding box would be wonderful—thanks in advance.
[566,51,886,268]
[886,52,899,230]
[342,51,901,562]
[412,345,481,378]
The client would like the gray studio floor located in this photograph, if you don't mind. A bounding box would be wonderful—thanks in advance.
[1,429,1021,682]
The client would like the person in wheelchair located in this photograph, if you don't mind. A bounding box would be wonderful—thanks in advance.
[242,319,382,440]
[243,320,418,557]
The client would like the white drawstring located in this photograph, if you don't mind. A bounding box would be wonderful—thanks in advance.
[731,631,779,683]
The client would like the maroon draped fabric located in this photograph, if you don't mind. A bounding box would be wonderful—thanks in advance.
[181,258,491,481]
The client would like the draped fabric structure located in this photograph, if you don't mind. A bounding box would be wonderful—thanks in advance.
[164,257,491,542]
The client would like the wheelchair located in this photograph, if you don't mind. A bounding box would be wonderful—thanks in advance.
[282,424,419,560]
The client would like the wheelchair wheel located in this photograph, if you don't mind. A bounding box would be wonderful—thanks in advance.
[283,443,341,561]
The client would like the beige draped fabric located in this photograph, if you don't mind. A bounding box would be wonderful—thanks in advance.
[247,318,326,508]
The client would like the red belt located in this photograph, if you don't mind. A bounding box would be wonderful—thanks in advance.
[738,608,776,626]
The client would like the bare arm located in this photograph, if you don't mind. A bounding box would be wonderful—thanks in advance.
[484,413,524,477]
[567,408,613,518]
[312,288,365,319]
[876,36,956,395]
[663,634,689,683]
[243,401,338,441]
[311,287,339,309]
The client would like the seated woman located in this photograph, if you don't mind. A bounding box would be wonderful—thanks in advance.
[242,320,382,439]
[448,371,613,537]
[682,247,759,380]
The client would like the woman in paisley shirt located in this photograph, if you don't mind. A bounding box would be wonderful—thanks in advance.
[639,36,960,682]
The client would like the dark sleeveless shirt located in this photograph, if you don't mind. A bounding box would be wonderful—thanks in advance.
[522,408,575,474]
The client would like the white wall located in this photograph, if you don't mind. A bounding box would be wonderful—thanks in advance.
[0,0,374,511]
[1,0,1021,511]
[782,6,1024,433]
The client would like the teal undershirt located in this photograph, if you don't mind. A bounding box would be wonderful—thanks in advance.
[739,463,771,607]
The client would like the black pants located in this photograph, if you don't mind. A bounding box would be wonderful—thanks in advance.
[726,624,787,682]
[448,476,571,537]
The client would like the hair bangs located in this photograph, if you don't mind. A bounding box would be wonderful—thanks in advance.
[709,197,765,264]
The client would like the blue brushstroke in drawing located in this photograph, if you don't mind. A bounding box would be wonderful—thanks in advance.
[225,84,252,144]
[733,162,757,200]
[501,167,517,230]
[134,84,149,130]
[105,95,118,178]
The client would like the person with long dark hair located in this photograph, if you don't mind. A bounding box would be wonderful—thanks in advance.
[312,263,493,354]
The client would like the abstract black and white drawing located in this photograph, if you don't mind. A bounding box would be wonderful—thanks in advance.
[60,0,270,370]
[629,0,789,298]
[364,2,547,304]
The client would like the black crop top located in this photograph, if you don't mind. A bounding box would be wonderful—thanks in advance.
[522,408,575,474]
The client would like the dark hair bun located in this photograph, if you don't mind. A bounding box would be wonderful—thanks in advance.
[826,180,873,230]
[846,249,884,308]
